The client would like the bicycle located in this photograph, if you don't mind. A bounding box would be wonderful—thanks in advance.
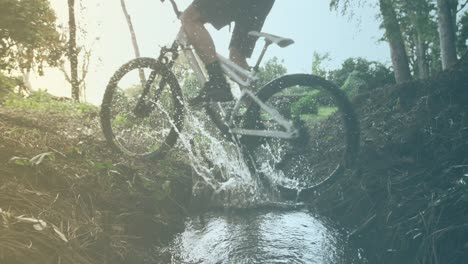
[100,0,360,198]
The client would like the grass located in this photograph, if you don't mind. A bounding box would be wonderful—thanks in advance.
[301,106,338,123]
[3,90,97,117]
[0,91,192,263]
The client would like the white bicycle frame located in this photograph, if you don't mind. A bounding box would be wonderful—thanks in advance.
[176,29,298,140]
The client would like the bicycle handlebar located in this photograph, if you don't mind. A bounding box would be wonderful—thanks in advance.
[160,0,182,18]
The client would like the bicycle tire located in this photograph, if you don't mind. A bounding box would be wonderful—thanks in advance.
[100,57,184,160]
[241,74,360,199]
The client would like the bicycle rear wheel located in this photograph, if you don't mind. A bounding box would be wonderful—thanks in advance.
[241,74,360,196]
[100,57,184,159]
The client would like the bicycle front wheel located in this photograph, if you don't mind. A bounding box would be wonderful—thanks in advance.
[100,57,184,159]
[241,74,360,195]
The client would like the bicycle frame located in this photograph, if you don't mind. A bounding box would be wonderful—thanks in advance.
[175,29,298,140]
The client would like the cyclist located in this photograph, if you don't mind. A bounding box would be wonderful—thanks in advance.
[180,0,275,106]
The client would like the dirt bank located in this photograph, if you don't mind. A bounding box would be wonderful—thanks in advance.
[0,97,192,264]
[310,55,468,263]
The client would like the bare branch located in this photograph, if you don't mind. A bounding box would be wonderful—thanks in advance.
[120,0,146,85]
[59,62,72,84]
[458,0,468,13]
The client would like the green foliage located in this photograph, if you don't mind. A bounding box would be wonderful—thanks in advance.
[291,93,319,116]
[4,90,97,116]
[256,57,287,87]
[122,84,143,99]
[396,0,443,76]
[90,160,115,172]
[341,71,367,98]
[329,57,394,97]
[0,0,65,72]
[458,11,468,56]
[173,54,201,98]
[182,73,200,98]
[329,0,362,16]
[313,90,336,106]
[311,52,331,78]
[301,106,338,124]
[329,0,460,79]
[0,72,20,100]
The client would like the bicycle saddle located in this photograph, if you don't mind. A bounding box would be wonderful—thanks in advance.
[248,31,295,48]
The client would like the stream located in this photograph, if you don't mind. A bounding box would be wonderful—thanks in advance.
[158,111,364,263]
[164,209,366,264]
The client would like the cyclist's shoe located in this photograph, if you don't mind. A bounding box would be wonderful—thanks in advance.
[189,61,233,108]
[189,78,233,108]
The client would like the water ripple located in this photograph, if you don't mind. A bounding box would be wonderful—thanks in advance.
[166,210,365,264]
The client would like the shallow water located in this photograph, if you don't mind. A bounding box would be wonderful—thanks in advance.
[166,209,365,264]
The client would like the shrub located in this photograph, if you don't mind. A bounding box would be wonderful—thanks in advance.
[341,71,367,98]
[291,94,319,116]
[0,73,20,101]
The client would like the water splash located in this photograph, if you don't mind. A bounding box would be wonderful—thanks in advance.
[149,90,304,208]
[174,105,276,208]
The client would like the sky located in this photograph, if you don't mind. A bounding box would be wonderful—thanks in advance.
[32,0,390,104]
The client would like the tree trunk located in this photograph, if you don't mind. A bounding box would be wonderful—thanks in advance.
[120,0,146,86]
[68,0,80,101]
[406,3,430,79]
[21,69,33,92]
[379,0,412,83]
[437,0,458,69]
[413,32,429,79]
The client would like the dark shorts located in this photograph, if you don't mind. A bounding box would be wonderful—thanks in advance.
[192,0,275,58]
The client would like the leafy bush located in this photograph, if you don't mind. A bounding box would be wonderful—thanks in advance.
[256,57,288,88]
[341,71,367,98]
[313,90,336,106]
[291,94,319,116]
[458,12,468,56]
[0,72,20,100]
[329,57,394,93]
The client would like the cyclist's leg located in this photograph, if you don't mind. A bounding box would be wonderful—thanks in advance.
[229,47,249,70]
[229,0,275,66]
[182,0,237,105]
[180,4,216,65]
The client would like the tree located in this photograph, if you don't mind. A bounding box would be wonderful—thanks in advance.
[324,57,395,98]
[330,0,412,83]
[458,11,468,55]
[311,52,331,78]
[398,0,436,79]
[0,0,64,88]
[68,0,80,101]
[330,57,394,88]
[379,0,412,83]
[120,0,146,87]
[61,0,93,101]
[437,0,459,69]
[256,57,287,88]
[59,48,91,101]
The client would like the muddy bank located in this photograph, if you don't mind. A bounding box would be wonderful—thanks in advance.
[309,55,468,263]
[0,100,192,264]
[2,55,468,263]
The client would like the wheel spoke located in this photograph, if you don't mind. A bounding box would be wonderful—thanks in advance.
[100,58,184,159]
[241,74,360,192]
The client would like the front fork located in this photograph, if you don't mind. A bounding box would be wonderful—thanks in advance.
[133,42,180,118]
